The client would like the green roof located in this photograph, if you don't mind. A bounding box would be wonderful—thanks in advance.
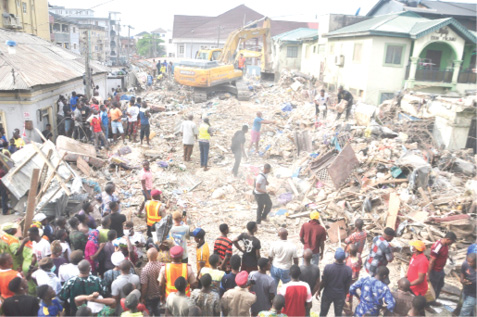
[325,11,476,43]
[273,28,319,43]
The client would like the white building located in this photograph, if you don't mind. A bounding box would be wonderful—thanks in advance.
[0,29,108,143]
[151,28,174,57]
[321,11,476,105]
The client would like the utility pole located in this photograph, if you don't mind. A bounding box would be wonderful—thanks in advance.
[84,30,91,99]
[117,19,121,65]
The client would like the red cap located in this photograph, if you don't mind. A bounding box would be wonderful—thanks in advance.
[235,271,249,287]
[170,246,183,258]
[151,189,162,197]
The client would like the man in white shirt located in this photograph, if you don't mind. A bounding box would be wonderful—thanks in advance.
[180,115,198,162]
[123,221,146,259]
[269,228,298,285]
[58,250,83,283]
[127,100,139,143]
[314,89,329,120]
[32,257,61,294]
[28,227,51,261]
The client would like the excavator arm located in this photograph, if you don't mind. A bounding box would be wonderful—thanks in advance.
[218,17,273,74]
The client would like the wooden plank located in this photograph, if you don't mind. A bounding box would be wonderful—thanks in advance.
[38,149,53,191]
[36,175,73,214]
[327,220,347,244]
[36,152,67,201]
[287,178,299,196]
[23,169,40,234]
[386,192,400,229]
[418,187,435,211]
[76,156,92,177]
[30,142,71,196]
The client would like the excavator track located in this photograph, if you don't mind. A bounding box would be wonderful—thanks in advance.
[235,80,251,101]
[192,88,208,103]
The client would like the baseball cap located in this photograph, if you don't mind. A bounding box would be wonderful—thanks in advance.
[235,271,249,287]
[409,240,426,252]
[335,247,346,261]
[124,289,140,309]
[151,189,162,197]
[192,228,205,239]
[1,223,19,231]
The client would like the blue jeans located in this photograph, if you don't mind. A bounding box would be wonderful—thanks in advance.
[199,141,209,167]
[320,293,346,317]
[311,253,320,266]
[65,119,73,134]
[270,265,291,285]
[429,270,445,299]
[460,295,476,316]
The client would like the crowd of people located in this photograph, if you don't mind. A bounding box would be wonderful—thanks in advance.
[0,187,475,317]
[56,88,153,149]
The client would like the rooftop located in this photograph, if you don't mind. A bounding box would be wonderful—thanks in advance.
[0,29,109,91]
[326,11,476,42]
[367,0,477,17]
[273,28,319,43]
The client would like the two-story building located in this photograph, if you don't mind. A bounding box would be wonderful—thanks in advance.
[321,11,476,105]
[49,13,80,55]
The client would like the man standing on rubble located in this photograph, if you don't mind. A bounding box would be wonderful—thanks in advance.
[249,112,275,154]
[110,102,126,145]
[407,240,429,296]
[138,160,153,217]
[365,227,395,283]
[314,89,329,121]
[428,231,456,305]
[231,125,248,177]
[253,163,273,224]
[180,115,198,162]
[336,86,354,121]
[299,211,326,266]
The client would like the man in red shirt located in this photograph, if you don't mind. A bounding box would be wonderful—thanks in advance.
[428,231,456,305]
[89,109,110,151]
[299,211,326,266]
[407,240,429,296]
[278,265,312,317]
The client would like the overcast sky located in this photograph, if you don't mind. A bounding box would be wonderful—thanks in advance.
[49,0,476,35]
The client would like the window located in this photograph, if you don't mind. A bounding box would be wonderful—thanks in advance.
[73,27,76,33]
[353,43,362,63]
[318,44,325,54]
[62,24,69,32]
[22,2,26,13]
[385,44,404,65]
[287,46,298,58]
[380,92,395,104]
[329,43,334,54]
[179,45,184,54]
[16,0,19,7]
[74,43,77,49]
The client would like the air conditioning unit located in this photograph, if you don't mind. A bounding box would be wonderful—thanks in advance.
[335,54,344,67]
[2,13,22,29]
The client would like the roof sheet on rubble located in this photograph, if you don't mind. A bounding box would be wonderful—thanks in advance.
[1,141,78,200]
[325,11,476,42]
[0,29,109,91]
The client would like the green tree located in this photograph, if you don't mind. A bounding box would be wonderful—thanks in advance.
[136,34,165,58]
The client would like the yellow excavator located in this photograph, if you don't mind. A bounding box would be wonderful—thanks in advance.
[174,17,274,102]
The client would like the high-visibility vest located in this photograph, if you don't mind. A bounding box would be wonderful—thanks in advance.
[165,263,191,297]
[198,123,210,140]
[146,200,162,227]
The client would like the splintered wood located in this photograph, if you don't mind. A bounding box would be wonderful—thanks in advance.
[386,193,400,229]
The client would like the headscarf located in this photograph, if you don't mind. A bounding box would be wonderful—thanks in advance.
[88,230,99,246]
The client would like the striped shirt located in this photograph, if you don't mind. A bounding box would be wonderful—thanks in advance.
[214,236,233,260]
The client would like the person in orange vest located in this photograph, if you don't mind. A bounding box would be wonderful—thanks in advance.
[238,53,246,73]
[158,246,197,303]
[145,189,166,238]
[1,223,22,270]
[0,253,21,299]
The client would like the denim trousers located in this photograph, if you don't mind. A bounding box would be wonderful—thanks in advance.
[429,269,445,299]
[460,295,476,316]
[320,293,345,317]
[199,141,209,167]
[270,265,291,285]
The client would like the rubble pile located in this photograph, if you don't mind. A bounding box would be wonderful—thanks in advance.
[4,72,475,312]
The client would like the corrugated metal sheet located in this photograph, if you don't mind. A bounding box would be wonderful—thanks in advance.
[273,28,319,43]
[0,29,109,91]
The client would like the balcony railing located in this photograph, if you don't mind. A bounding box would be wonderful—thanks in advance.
[458,70,477,84]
